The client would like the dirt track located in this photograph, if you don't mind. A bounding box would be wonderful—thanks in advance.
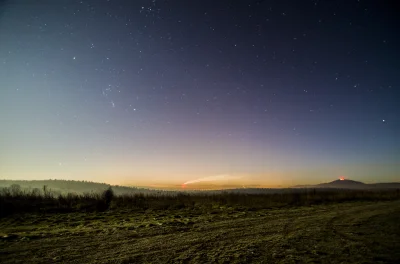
[1,201,399,263]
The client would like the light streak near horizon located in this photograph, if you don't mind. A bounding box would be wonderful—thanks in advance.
[183,175,242,185]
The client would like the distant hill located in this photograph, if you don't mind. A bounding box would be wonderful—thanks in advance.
[1,179,399,195]
[317,179,365,188]
[294,179,400,190]
[0,179,175,195]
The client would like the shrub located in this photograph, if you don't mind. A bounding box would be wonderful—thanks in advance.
[101,187,114,209]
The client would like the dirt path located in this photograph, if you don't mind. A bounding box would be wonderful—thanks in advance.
[1,201,399,263]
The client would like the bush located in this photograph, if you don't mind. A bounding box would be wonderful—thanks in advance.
[101,187,114,209]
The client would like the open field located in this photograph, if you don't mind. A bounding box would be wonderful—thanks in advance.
[1,200,399,263]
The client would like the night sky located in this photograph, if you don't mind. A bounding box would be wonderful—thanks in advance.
[1,0,399,188]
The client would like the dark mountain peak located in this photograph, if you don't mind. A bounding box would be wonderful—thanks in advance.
[315,179,366,189]
[326,179,365,185]
[293,179,400,190]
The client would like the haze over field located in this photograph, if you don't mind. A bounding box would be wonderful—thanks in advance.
[1,0,399,188]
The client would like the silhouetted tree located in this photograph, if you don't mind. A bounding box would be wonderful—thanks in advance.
[102,187,114,208]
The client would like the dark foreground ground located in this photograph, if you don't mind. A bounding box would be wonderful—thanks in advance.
[1,200,399,263]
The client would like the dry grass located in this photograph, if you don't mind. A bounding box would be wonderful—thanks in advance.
[0,200,399,263]
[1,186,399,217]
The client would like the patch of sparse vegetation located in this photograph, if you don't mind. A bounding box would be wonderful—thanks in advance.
[1,184,399,217]
[0,200,399,263]
[1,185,399,263]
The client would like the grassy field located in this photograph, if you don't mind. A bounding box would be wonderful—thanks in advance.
[1,200,399,263]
